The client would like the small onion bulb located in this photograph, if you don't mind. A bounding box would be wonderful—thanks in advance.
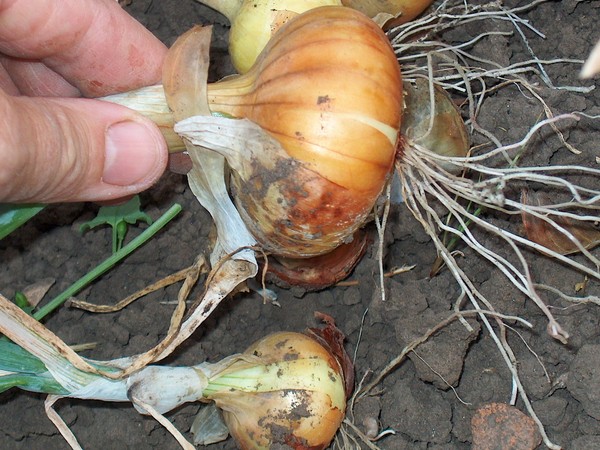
[203,331,348,449]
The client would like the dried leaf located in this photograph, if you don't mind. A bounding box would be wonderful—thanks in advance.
[0,293,100,389]
[162,25,212,120]
[145,25,259,362]
[306,312,355,398]
[521,190,600,255]
[162,24,257,264]
[22,278,55,307]
[371,12,396,28]
[341,0,433,28]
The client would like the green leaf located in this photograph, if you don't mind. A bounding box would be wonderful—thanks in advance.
[0,341,70,395]
[0,340,48,374]
[0,372,67,395]
[12,292,33,315]
[0,204,45,240]
[79,195,153,253]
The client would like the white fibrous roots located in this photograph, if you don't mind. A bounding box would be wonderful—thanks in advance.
[351,2,599,449]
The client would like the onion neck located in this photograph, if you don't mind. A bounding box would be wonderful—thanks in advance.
[101,70,257,153]
[205,69,258,118]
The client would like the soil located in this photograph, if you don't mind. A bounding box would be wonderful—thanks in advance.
[1,0,599,449]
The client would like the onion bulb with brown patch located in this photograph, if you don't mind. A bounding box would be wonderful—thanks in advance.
[182,6,403,258]
[202,329,350,449]
[105,6,403,279]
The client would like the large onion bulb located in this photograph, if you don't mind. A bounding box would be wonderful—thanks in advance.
[105,6,403,262]
[204,6,403,258]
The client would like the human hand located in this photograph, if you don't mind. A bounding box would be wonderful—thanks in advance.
[0,0,169,203]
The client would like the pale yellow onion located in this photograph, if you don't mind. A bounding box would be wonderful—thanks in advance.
[199,0,432,73]
[198,0,342,74]
[229,0,343,74]
[201,6,403,258]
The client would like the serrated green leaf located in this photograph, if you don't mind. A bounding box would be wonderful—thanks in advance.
[80,195,153,253]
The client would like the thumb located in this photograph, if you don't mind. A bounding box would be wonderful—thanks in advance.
[0,92,168,203]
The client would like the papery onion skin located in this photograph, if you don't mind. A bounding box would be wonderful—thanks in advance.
[266,230,370,289]
[205,332,347,450]
[401,79,469,174]
[207,6,403,258]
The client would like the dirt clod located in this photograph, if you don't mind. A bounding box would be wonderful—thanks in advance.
[471,403,542,450]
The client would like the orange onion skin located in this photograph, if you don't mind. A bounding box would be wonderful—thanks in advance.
[342,0,434,27]
[207,7,403,258]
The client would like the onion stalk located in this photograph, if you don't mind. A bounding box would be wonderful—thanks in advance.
[0,292,351,450]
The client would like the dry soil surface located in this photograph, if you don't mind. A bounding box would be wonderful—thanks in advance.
[1,1,599,449]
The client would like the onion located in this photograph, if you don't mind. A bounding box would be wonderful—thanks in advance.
[401,79,469,174]
[341,0,434,28]
[105,6,402,273]
[204,330,348,449]
[198,6,402,258]
[208,0,344,74]
[0,291,352,450]
[198,0,432,73]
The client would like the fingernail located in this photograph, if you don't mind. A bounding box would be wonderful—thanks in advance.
[103,121,163,186]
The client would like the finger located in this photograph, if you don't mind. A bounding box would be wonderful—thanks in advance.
[0,56,80,96]
[0,0,167,97]
[0,61,18,94]
[0,91,168,203]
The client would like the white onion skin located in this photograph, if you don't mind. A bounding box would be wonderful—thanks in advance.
[207,6,403,258]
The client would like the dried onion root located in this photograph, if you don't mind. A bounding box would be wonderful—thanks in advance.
[392,0,598,342]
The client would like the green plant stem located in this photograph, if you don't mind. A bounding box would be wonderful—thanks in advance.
[33,203,182,321]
